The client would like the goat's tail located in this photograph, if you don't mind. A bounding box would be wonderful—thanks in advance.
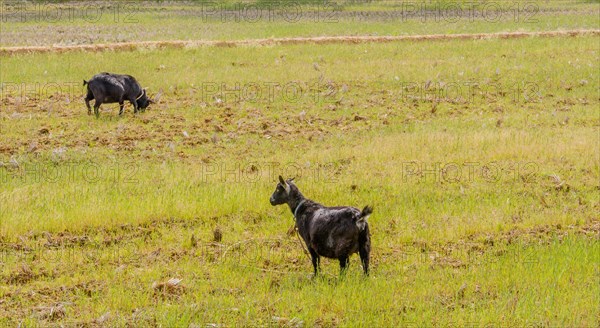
[356,205,372,230]
[360,205,373,219]
[83,79,88,86]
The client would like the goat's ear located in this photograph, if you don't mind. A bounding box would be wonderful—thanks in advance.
[288,177,295,182]
[279,175,291,194]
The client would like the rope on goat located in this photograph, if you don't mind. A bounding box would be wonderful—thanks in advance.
[292,200,312,261]
[293,224,312,262]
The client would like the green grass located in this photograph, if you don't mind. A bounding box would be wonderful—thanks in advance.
[0,4,599,326]
[1,36,598,238]
[0,223,598,326]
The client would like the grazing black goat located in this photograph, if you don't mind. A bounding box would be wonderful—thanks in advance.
[270,176,372,276]
[83,72,152,117]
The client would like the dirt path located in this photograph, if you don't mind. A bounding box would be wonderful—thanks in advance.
[1,29,598,55]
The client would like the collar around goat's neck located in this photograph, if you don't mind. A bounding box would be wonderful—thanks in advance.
[135,90,144,101]
[293,199,306,219]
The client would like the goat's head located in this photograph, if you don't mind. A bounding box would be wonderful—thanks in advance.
[270,175,295,205]
[136,89,153,111]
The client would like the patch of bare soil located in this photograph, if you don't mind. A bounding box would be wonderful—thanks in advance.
[0,94,381,159]
[1,280,105,325]
[1,30,598,55]
[5,264,44,284]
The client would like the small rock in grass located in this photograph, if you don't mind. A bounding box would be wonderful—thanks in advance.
[96,311,110,323]
[33,304,65,321]
[152,278,184,296]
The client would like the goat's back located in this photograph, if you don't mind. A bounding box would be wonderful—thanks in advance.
[302,206,369,259]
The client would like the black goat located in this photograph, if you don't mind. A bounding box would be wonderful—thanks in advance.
[83,72,152,117]
[270,176,372,276]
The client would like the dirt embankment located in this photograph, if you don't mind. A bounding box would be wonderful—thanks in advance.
[1,29,599,55]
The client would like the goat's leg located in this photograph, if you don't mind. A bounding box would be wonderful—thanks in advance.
[85,98,92,115]
[129,97,139,114]
[309,248,320,276]
[359,244,370,276]
[93,101,101,118]
[85,92,94,115]
[338,256,349,275]
[359,226,371,276]
[118,101,125,116]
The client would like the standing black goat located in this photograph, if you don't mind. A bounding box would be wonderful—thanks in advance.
[270,176,372,276]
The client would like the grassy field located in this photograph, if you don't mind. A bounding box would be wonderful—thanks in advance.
[1,1,599,327]
[1,0,598,46]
